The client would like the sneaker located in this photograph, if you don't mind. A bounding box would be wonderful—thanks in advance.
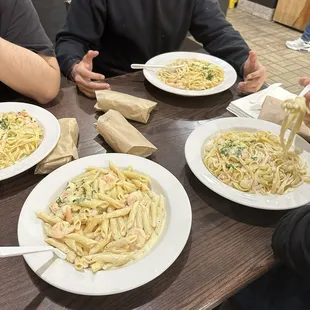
[286,38,310,52]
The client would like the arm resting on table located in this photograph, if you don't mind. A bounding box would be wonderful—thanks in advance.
[189,0,250,76]
[272,205,310,274]
[0,38,60,104]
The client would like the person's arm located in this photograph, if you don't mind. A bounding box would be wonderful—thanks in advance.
[1,0,60,104]
[189,0,250,77]
[0,38,59,104]
[272,206,310,274]
[55,0,109,98]
[55,0,106,79]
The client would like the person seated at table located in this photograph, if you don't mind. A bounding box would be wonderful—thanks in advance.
[0,0,60,104]
[222,207,310,310]
[56,0,266,98]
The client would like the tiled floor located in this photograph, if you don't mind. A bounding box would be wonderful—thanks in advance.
[189,8,310,94]
[227,9,309,94]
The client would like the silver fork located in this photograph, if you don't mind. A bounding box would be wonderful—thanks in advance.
[0,246,66,259]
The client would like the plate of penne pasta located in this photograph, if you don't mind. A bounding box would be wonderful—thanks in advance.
[17,154,192,295]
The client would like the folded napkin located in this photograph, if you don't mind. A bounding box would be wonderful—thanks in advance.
[96,109,157,157]
[35,118,79,174]
[258,96,310,141]
[227,86,296,119]
[95,90,157,123]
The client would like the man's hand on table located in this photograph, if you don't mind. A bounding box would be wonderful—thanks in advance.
[71,50,110,98]
[237,50,267,94]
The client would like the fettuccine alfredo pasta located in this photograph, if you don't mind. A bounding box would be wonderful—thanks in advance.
[157,58,224,90]
[0,111,43,170]
[203,97,310,195]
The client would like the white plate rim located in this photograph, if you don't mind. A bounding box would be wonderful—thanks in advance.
[17,153,192,295]
[185,117,310,210]
[0,102,60,181]
[143,51,237,97]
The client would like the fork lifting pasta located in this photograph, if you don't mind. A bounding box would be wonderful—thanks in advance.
[280,96,310,156]
[36,163,166,273]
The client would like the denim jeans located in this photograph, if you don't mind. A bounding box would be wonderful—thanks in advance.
[302,21,310,42]
[230,265,310,310]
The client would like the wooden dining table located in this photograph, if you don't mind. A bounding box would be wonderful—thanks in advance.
[0,72,287,310]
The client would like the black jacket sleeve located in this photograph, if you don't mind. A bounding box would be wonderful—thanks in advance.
[189,0,250,77]
[55,0,106,78]
[272,206,310,274]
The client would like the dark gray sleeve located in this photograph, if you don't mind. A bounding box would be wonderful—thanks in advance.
[189,0,250,77]
[4,0,55,57]
[272,206,310,275]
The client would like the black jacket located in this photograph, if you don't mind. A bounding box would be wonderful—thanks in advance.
[272,206,310,274]
[56,0,250,78]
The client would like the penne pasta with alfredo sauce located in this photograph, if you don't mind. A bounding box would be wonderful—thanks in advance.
[36,162,166,273]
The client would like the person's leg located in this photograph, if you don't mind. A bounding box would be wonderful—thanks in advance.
[301,21,310,42]
[286,20,310,51]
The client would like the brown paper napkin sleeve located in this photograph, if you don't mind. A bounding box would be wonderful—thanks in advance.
[96,110,157,157]
[95,90,157,123]
[35,118,79,174]
[258,96,310,141]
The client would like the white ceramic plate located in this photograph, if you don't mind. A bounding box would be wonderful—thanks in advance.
[185,118,310,210]
[18,154,192,295]
[0,102,60,181]
[144,52,237,96]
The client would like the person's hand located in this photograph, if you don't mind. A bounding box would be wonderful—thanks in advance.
[299,77,310,126]
[299,77,310,106]
[71,50,110,98]
[237,50,267,94]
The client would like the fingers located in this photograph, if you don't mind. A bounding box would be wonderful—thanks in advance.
[74,63,110,90]
[87,81,110,90]
[73,50,110,91]
[243,50,260,78]
[72,50,111,97]
[75,75,110,90]
[77,84,96,98]
[83,50,99,65]
[248,50,257,65]
[77,84,110,99]
[299,77,310,87]
[245,65,266,81]
[237,76,264,94]
[237,81,262,93]
[305,92,310,106]
[78,66,105,81]
[305,93,310,127]
[239,64,266,94]
[299,77,310,107]
[245,69,263,81]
